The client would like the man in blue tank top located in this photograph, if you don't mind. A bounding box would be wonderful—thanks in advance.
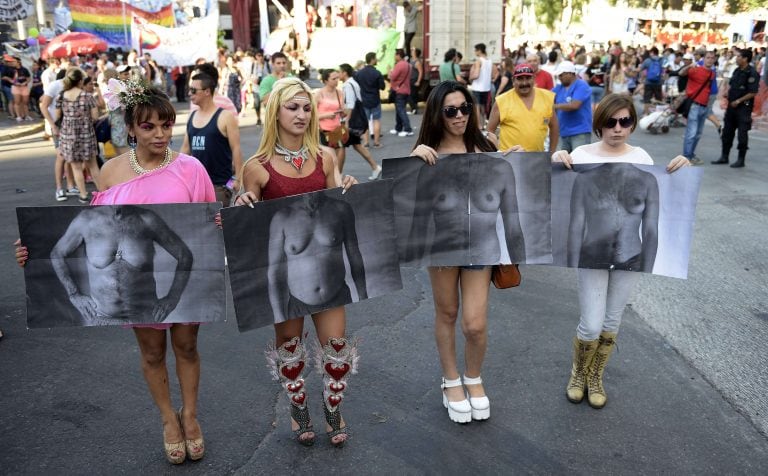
[181,63,243,204]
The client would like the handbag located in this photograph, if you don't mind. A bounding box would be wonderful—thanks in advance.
[491,264,521,289]
[675,70,712,118]
[94,116,111,143]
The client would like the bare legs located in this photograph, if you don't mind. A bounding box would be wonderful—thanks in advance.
[54,153,75,192]
[351,144,380,171]
[429,266,491,402]
[69,157,101,199]
[133,324,202,454]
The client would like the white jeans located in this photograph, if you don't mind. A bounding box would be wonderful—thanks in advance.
[576,268,641,341]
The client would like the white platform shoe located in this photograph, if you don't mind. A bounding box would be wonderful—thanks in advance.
[463,374,490,421]
[441,377,472,423]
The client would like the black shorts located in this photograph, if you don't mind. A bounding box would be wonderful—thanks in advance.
[643,83,663,103]
[343,132,362,147]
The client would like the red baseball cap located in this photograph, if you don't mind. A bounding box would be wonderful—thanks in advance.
[513,64,534,77]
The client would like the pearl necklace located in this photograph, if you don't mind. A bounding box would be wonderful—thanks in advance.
[275,143,309,172]
[129,147,172,175]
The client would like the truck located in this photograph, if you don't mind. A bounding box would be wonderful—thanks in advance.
[422,0,506,90]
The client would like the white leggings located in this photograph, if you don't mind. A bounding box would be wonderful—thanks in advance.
[576,268,641,341]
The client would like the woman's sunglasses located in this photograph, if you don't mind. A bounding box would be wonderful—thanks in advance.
[442,102,473,118]
[604,116,634,129]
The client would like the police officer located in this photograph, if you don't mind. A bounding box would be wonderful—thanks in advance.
[712,48,760,168]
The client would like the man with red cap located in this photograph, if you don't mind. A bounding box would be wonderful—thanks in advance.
[488,63,558,152]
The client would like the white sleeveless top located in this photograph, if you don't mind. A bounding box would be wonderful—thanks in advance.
[471,57,492,93]
[571,144,653,165]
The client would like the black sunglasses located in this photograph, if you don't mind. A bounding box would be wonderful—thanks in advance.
[442,102,473,118]
[604,116,634,129]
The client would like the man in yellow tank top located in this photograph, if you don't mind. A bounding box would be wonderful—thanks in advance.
[487,64,559,152]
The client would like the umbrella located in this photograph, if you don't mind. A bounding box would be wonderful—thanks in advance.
[41,32,108,59]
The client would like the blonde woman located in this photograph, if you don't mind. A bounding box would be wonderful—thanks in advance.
[235,78,358,447]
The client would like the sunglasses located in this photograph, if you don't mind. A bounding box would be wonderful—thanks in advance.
[188,87,204,95]
[604,116,634,129]
[442,102,473,118]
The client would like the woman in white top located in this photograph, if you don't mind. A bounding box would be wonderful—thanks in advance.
[551,93,690,410]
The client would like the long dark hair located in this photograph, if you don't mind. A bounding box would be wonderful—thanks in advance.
[412,81,495,153]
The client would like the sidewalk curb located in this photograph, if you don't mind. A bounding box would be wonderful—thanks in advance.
[0,123,45,142]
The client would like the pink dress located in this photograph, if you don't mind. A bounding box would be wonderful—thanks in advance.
[91,153,217,329]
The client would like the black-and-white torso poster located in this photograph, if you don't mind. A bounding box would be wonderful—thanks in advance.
[551,163,702,278]
[383,152,552,267]
[221,180,403,332]
[17,203,226,328]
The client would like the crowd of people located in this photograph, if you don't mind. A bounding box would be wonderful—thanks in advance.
[6,9,768,467]
[440,40,767,168]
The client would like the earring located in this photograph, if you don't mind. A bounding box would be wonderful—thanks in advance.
[128,135,137,149]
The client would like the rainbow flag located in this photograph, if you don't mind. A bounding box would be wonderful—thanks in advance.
[69,0,175,48]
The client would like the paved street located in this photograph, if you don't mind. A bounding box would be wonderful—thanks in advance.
[0,98,767,474]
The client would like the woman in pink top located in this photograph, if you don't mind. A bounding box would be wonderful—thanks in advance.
[315,69,347,170]
[16,84,216,465]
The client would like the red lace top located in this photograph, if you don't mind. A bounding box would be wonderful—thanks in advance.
[262,154,327,200]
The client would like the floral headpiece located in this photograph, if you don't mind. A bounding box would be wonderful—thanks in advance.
[103,78,152,111]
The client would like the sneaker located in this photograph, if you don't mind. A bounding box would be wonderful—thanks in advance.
[66,187,80,196]
[78,194,91,204]
[406,110,415,115]
[16,117,22,122]
[389,129,399,135]
[398,131,414,137]
[55,189,67,201]
[689,156,703,166]
[25,116,34,121]
[368,166,382,180]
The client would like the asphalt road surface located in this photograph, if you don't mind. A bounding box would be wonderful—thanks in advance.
[1,96,767,474]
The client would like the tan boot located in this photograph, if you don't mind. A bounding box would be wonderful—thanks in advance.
[566,337,599,403]
[586,332,618,409]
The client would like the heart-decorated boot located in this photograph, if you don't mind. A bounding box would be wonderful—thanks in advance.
[265,336,314,446]
[317,336,359,447]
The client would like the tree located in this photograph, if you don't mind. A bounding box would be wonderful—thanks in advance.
[534,0,590,31]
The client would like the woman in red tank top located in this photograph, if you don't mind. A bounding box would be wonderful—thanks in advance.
[235,78,357,448]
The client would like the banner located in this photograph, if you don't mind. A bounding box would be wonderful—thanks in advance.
[383,153,553,267]
[69,0,175,48]
[131,13,217,67]
[0,0,33,21]
[305,27,401,75]
[18,203,226,328]
[3,42,39,71]
[221,180,403,332]
[550,163,702,279]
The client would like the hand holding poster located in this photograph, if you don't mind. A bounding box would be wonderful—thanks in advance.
[383,152,553,267]
[222,180,402,332]
[551,163,702,278]
[17,203,226,328]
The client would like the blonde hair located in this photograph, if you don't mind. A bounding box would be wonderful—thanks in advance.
[247,77,320,169]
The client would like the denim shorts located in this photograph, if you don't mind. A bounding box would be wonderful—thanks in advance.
[461,265,490,271]
[364,104,382,120]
